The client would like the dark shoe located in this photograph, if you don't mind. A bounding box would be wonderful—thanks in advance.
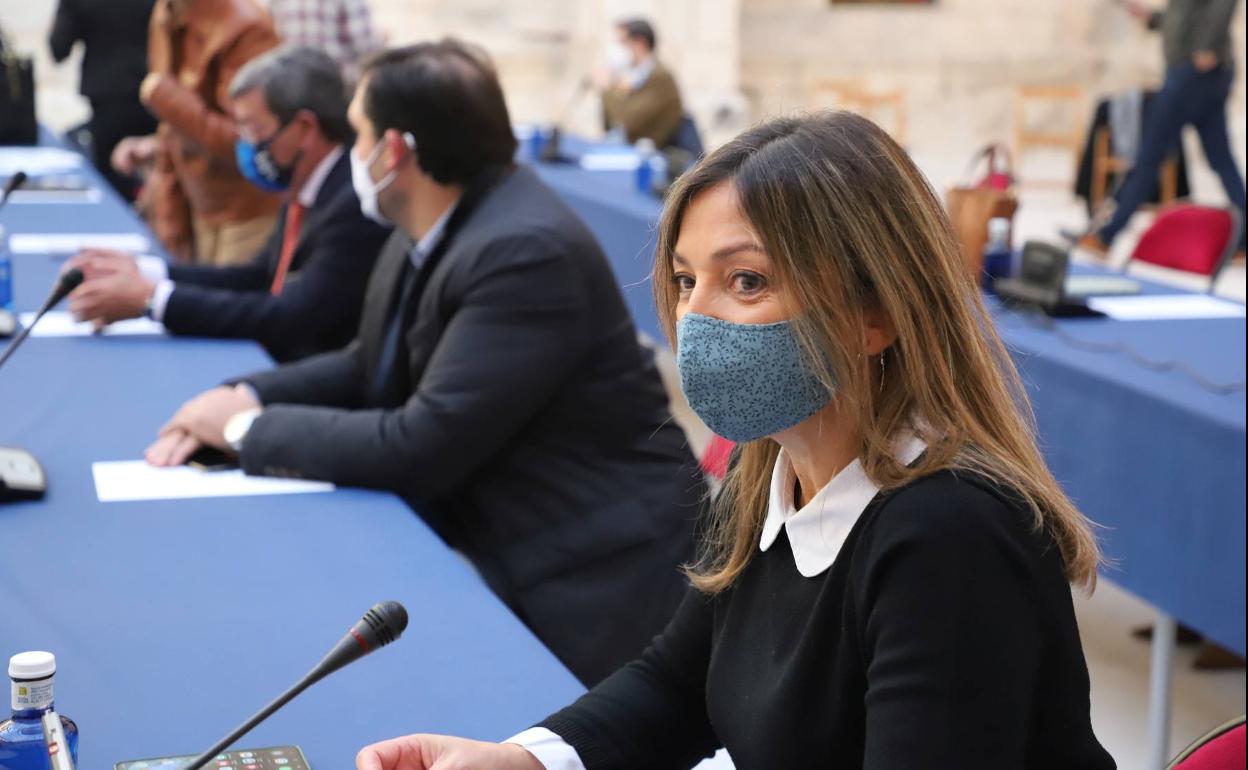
[1132,623,1203,645]
[1193,642,1246,671]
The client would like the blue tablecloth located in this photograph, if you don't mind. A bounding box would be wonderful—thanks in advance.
[0,145,581,767]
[530,148,1247,655]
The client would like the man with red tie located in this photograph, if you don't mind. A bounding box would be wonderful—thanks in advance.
[67,46,391,363]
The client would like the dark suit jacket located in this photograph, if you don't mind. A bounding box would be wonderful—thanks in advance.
[161,150,391,362]
[238,165,703,685]
[49,0,155,101]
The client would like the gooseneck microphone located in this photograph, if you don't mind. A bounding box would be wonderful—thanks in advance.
[1,170,28,209]
[540,78,594,163]
[179,602,409,770]
[0,268,84,372]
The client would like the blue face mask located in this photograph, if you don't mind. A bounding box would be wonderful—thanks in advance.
[676,312,836,443]
[235,127,299,193]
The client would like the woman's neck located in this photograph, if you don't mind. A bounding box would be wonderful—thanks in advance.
[774,401,860,509]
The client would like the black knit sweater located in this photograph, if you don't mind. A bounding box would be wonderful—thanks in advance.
[539,470,1116,769]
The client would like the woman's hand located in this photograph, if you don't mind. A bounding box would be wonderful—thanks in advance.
[356,735,545,770]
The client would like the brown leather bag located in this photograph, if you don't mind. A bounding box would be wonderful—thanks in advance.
[946,144,1018,277]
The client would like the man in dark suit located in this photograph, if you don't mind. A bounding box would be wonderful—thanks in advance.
[49,0,158,199]
[144,39,703,686]
[67,47,391,363]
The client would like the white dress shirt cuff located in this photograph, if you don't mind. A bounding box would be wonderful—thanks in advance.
[149,279,175,322]
[136,254,169,283]
[503,727,587,770]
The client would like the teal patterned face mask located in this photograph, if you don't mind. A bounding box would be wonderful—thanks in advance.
[675,312,837,442]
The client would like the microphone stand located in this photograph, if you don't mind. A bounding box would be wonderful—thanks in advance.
[1,269,84,502]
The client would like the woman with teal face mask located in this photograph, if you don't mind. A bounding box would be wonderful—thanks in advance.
[352,112,1116,770]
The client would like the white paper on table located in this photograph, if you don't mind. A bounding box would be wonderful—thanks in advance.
[8,233,150,255]
[19,311,166,337]
[1086,294,1247,321]
[93,460,336,503]
[8,188,102,205]
[578,152,642,171]
[0,147,84,176]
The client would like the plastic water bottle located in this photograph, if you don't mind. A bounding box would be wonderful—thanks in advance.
[981,217,1012,292]
[0,225,14,312]
[634,138,668,196]
[0,652,79,770]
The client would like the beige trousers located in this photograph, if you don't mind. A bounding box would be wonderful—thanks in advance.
[191,213,279,266]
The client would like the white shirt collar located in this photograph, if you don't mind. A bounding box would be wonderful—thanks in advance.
[624,56,657,90]
[408,200,457,268]
[296,145,345,208]
[759,434,927,578]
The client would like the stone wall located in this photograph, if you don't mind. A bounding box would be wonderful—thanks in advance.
[4,0,1244,191]
[739,0,1246,188]
[368,0,748,145]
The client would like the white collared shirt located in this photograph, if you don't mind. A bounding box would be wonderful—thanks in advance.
[140,145,347,320]
[622,55,656,91]
[297,144,344,208]
[508,434,927,768]
[760,434,927,577]
[408,200,457,271]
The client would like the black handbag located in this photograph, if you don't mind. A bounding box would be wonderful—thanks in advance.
[1,30,38,146]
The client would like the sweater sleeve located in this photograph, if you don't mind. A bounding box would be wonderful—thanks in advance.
[142,23,278,160]
[537,589,721,770]
[1191,0,1237,54]
[858,484,1043,769]
[48,0,80,62]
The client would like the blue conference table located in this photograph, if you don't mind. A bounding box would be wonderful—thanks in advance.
[0,152,582,767]
[528,145,1247,657]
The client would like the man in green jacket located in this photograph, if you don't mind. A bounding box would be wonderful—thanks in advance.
[1081,0,1245,258]
[593,18,685,148]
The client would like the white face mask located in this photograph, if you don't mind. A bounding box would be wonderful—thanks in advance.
[607,42,634,74]
[351,137,406,226]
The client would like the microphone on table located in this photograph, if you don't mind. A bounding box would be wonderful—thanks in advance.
[1,170,28,209]
[1,170,31,338]
[540,78,593,163]
[1,268,84,502]
[178,601,410,770]
[0,267,84,372]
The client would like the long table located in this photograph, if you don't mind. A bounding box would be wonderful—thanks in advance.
[0,148,582,767]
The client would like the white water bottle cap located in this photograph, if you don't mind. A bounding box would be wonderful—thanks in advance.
[9,651,56,680]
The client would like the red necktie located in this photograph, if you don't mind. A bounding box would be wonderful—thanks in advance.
[270,202,306,295]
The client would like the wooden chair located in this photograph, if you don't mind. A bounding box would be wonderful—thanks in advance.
[810,79,908,145]
[1012,84,1086,186]
[1090,124,1179,212]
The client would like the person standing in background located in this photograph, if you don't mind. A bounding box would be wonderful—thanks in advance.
[112,0,282,265]
[1081,0,1245,258]
[265,0,383,84]
[593,18,684,148]
[48,0,158,201]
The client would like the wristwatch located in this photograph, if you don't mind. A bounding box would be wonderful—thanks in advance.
[224,408,263,453]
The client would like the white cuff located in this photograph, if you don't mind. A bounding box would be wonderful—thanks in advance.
[149,279,175,322]
[503,727,587,770]
[136,254,169,283]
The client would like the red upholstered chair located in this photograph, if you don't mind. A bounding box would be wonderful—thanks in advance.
[1168,716,1246,770]
[1127,204,1242,290]
[699,435,735,482]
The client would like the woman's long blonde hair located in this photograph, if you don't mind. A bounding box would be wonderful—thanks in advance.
[654,112,1102,594]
